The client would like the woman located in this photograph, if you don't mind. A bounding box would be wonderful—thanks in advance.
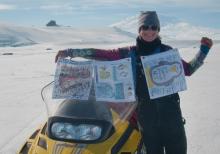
[55,11,213,154]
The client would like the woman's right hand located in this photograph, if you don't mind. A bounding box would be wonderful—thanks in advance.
[55,50,67,63]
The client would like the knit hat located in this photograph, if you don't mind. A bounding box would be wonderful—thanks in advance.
[138,11,160,32]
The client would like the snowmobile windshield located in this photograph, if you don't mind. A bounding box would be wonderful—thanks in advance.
[41,81,137,126]
[41,58,137,127]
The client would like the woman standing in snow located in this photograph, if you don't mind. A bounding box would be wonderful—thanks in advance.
[55,11,213,154]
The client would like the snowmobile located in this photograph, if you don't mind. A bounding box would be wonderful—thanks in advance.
[18,58,146,154]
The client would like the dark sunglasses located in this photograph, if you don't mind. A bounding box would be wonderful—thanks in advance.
[141,25,159,31]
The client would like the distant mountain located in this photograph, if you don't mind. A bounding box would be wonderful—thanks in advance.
[1,16,220,48]
[110,14,220,41]
[0,23,135,47]
[0,24,36,47]
[110,14,180,35]
[46,20,59,27]
[162,22,220,41]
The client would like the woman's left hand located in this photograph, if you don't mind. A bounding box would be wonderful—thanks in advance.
[201,37,213,48]
[200,37,213,55]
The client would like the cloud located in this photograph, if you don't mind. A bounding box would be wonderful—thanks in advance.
[3,0,220,11]
[0,4,15,10]
[40,4,74,11]
[77,0,220,10]
[67,0,218,7]
[162,0,220,9]
[2,0,220,16]
[39,3,96,16]
[35,0,220,21]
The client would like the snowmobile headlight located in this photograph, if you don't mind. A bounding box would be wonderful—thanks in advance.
[51,122,102,141]
[47,116,113,143]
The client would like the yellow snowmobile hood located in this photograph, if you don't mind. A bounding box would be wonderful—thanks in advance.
[18,111,142,154]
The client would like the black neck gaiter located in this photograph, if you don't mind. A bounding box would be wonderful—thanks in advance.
[135,36,162,101]
[136,36,161,56]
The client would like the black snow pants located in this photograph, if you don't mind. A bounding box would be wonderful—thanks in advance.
[137,97,187,154]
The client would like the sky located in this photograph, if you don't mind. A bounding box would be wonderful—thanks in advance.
[0,0,220,28]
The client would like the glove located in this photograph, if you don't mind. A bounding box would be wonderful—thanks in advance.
[55,49,69,63]
[188,37,213,75]
[200,37,213,55]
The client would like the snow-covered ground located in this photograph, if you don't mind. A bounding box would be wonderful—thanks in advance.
[0,23,220,154]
